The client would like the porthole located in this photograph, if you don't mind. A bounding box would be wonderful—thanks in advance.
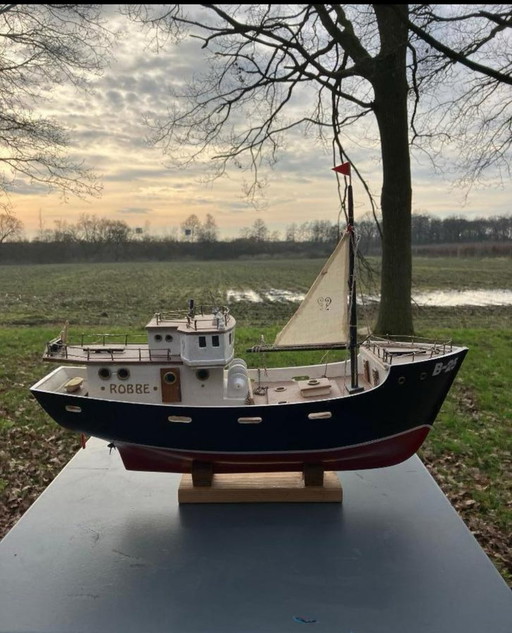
[196,368,210,381]
[155,334,163,342]
[163,371,177,385]
[165,334,173,342]
[98,367,111,380]
[420,372,427,381]
[398,376,406,385]
[117,367,130,381]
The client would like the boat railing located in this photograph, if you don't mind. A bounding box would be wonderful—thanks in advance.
[154,305,230,328]
[44,334,179,363]
[363,335,453,365]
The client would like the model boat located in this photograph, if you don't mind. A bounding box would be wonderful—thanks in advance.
[30,166,467,478]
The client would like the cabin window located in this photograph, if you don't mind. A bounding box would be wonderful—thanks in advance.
[212,335,220,347]
[199,336,207,348]
[117,368,130,381]
[155,334,163,342]
[165,334,173,342]
[229,332,233,344]
[98,367,111,380]
[196,369,210,381]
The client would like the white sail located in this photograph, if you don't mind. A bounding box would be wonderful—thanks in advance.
[274,232,350,348]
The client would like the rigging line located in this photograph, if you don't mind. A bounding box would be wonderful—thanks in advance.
[355,233,373,337]
[320,350,331,377]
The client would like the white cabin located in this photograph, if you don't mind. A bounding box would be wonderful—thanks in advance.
[45,305,251,407]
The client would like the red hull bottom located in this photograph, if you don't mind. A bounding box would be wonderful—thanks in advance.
[116,426,431,474]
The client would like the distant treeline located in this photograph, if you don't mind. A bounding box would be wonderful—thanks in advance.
[360,213,512,253]
[0,213,510,264]
[359,213,512,257]
[0,237,339,264]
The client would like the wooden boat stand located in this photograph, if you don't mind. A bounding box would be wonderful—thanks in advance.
[178,461,343,503]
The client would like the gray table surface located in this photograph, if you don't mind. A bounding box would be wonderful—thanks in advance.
[0,437,510,633]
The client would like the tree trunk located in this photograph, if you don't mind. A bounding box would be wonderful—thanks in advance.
[372,4,414,335]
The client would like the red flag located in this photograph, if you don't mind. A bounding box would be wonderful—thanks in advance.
[332,162,351,176]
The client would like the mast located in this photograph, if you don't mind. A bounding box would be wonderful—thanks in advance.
[334,162,363,393]
[347,181,362,393]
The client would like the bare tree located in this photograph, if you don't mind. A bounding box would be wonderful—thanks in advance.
[197,213,219,242]
[126,4,511,334]
[73,214,130,245]
[0,5,114,205]
[285,223,298,242]
[0,212,23,243]
[181,214,201,241]
[248,218,269,242]
[404,5,512,186]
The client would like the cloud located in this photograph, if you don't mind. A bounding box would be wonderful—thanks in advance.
[225,201,255,214]
[9,180,51,196]
[117,206,152,215]
[8,7,510,238]
[104,167,171,182]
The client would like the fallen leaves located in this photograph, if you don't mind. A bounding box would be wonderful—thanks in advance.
[422,450,511,585]
[0,424,79,537]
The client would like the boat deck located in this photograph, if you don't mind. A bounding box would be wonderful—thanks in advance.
[36,366,374,406]
[36,339,461,407]
[251,374,372,405]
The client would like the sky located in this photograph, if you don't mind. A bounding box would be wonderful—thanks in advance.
[8,8,511,241]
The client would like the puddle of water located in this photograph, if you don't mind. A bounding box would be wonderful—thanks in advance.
[264,289,306,303]
[226,289,263,303]
[227,289,305,303]
[362,289,512,306]
[412,289,512,307]
[227,288,512,307]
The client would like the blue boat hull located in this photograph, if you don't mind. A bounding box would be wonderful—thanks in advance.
[31,348,467,473]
